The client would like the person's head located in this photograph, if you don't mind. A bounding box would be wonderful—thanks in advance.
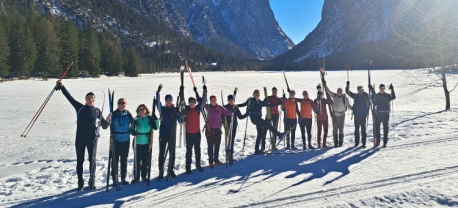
[227,94,235,105]
[117,98,127,110]
[253,90,260,99]
[188,97,197,108]
[272,87,278,96]
[85,92,95,106]
[357,86,365,94]
[302,90,309,99]
[289,90,296,99]
[165,94,173,106]
[379,84,386,93]
[317,91,323,98]
[136,104,150,117]
[210,95,217,105]
[337,88,343,96]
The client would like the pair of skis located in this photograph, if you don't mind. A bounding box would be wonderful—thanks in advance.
[88,92,106,190]
[224,88,238,167]
[106,89,121,192]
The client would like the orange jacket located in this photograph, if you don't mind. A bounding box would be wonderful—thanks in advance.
[283,99,297,119]
[297,98,314,119]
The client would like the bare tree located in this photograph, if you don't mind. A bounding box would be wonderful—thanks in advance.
[388,0,458,110]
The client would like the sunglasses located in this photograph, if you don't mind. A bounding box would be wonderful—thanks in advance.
[118,102,126,104]
[166,99,172,102]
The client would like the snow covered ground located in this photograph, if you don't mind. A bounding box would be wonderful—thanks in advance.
[1,70,457,207]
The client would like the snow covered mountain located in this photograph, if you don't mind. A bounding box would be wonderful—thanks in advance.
[121,0,294,59]
[272,0,458,70]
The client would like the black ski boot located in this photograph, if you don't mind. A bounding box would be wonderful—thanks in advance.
[185,166,191,175]
[131,178,139,184]
[158,168,164,181]
[77,177,84,191]
[170,170,177,178]
[196,165,204,172]
[121,178,129,185]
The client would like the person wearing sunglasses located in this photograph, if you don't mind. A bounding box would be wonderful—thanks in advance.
[155,85,180,180]
[346,82,371,148]
[55,80,109,190]
[325,85,352,147]
[222,94,248,165]
[368,83,396,147]
[130,104,158,184]
[106,98,134,185]
[180,85,207,174]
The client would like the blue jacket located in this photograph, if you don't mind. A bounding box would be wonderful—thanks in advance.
[156,91,179,136]
[111,109,134,142]
[347,90,371,118]
[61,86,109,144]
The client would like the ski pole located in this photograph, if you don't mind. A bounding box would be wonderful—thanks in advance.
[21,62,73,137]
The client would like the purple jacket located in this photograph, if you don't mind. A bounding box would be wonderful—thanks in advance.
[205,104,232,128]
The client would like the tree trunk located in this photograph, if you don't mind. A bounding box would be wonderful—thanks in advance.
[441,70,450,110]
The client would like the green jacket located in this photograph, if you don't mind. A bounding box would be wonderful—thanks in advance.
[132,115,158,145]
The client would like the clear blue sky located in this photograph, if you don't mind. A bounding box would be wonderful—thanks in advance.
[270,0,324,44]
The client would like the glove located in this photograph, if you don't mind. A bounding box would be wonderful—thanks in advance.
[193,87,197,92]
[368,84,373,90]
[282,93,286,99]
[203,85,207,91]
[55,80,63,91]
[346,81,350,86]
[157,84,163,92]
[389,83,393,90]
[132,120,139,126]
[180,85,184,91]
[132,131,138,136]
[323,80,326,85]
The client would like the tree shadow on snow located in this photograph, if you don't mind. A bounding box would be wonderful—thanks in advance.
[11,147,379,208]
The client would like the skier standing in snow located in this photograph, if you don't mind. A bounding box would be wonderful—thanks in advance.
[313,91,332,148]
[267,87,281,148]
[237,90,283,154]
[282,90,299,150]
[106,98,134,185]
[296,90,315,150]
[223,94,248,164]
[180,86,207,174]
[346,83,371,148]
[56,80,109,190]
[204,95,232,168]
[325,86,352,147]
[156,87,180,180]
[130,104,158,184]
[368,83,396,147]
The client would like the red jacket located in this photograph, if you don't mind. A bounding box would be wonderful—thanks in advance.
[186,107,200,134]
[268,96,281,115]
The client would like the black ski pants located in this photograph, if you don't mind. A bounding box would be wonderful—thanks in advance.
[186,132,202,168]
[375,112,390,145]
[111,141,130,180]
[133,144,149,180]
[206,128,222,164]
[284,118,297,148]
[251,116,281,152]
[354,116,367,146]
[299,118,313,147]
[75,139,94,179]
[158,134,171,170]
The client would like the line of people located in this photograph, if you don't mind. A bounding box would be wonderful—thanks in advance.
[56,79,395,190]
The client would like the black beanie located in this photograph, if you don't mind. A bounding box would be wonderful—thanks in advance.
[86,92,95,97]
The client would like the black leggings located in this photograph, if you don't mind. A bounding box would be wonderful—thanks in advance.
[284,118,297,148]
[299,118,313,146]
[133,144,149,180]
[375,112,390,145]
[75,139,94,179]
[251,116,281,151]
[186,132,202,167]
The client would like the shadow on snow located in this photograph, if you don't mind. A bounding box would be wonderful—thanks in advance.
[11,147,379,208]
